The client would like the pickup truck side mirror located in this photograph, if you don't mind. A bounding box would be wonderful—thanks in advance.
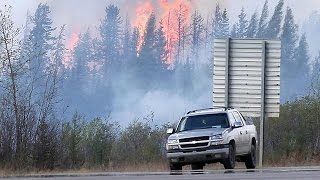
[167,128,175,134]
[232,122,242,129]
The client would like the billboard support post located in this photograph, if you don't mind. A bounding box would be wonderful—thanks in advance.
[259,41,266,168]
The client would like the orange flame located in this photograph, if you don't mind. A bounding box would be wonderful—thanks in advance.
[133,0,192,64]
[160,0,191,64]
[63,32,80,69]
[133,1,154,53]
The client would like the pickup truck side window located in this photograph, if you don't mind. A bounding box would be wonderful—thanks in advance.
[228,112,236,126]
[232,112,244,126]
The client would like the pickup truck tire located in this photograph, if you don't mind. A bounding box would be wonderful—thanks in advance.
[245,144,256,169]
[170,163,182,171]
[191,163,204,170]
[223,143,235,169]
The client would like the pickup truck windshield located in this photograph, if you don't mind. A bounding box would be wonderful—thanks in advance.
[177,113,229,132]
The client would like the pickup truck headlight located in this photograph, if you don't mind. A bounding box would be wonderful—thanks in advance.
[211,134,223,145]
[167,139,178,144]
[166,139,179,150]
[211,134,223,139]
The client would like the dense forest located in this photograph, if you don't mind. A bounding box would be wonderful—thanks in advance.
[0,0,320,171]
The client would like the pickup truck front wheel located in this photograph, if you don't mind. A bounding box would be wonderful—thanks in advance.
[223,142,235,169]
[245,143,256,169]
[191,163,204,170]
[170,163,182,175]
[170,163,182,171]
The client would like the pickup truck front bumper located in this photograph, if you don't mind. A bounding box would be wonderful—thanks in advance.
[167,144,229,164]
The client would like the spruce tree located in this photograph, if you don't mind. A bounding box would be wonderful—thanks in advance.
[122,15,131,65]
[231,24,238,38]
[266,0,284,38]
[221,8,230,38]
[294,34,310,77]
[281,7,299,77]
[99,4,122,74]
[138,13,157,86]
[129,28,139,64]
[154,20,169,87]
[34,120,57,169]
[212,4,223,38]
[29,3,56,75]
[51,25,66,76]
[72,30,92,85]
[290,33,310,96]
[237,8,248,38]
[246,12,259,38]
[191,10,204,62]
[257,0,269,38]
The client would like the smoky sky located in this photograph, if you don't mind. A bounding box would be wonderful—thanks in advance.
[2,0,320,36]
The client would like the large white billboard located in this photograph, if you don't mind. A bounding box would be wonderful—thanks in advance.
[213,38,281,118]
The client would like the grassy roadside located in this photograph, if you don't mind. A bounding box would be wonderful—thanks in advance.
[2,161,320,178]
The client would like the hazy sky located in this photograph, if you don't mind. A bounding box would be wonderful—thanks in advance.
[0,0,319,40]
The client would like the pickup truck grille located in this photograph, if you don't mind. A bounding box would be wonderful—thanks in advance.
[179,136,210,149]
[179,136,209,143]
[180,142,209,149]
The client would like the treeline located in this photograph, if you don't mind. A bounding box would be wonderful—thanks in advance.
[1,0,320,171]
[63,0,317,116]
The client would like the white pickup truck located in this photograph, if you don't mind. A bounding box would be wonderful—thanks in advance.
[166,107,257,171]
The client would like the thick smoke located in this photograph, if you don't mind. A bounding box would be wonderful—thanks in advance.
[1,0,320,126]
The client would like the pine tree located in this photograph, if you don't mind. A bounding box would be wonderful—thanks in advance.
[34,120,57,169]
[155,20,168,70]
[154,20,169,87]
[29,3,56,75]
[129,28,139,64]
[191,10,204,62]
[174,3,188,63]
[221,9,230,38]
[290,33,310,96]
[246,12,259,38]
[212,4,223,38]
[212,5,231,38]
[61,112,84,168]
[257,0,269,38]
[237,8,249,38]
[72,30,92,87]
[138,13,157,86]
[266,0,284,38]
[51,25,66,76]
[122,15,131,65]
[281,7,299,76]
[126,27,139,81]
[99,4,122,75]
[231,24,238,38]
[294,33,310,77]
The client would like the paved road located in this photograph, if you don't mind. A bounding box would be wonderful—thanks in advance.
[3,168,320,180]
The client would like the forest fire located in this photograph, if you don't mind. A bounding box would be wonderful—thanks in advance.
[133,1,154,52]
[63,32,80,69]
[159,0,191,64]
[133,0,192,64]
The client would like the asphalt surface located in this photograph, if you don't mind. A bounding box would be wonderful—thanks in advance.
[3,167,320,180]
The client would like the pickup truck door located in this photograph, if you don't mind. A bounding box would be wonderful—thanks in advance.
[232,111,247,154]
[228,112,243,155]
[239,114,251,153]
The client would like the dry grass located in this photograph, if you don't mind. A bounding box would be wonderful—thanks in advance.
[1,160,320,177]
